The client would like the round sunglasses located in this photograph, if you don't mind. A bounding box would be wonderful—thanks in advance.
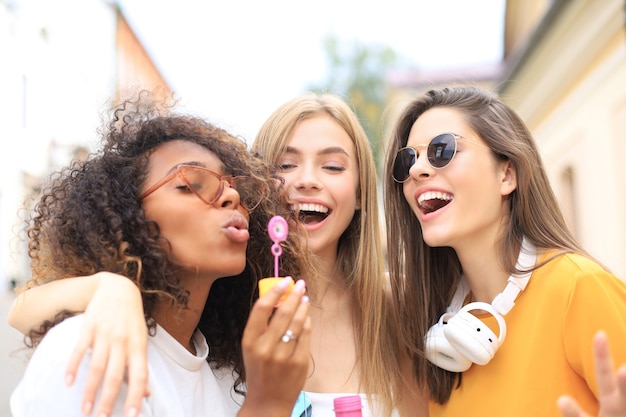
[392,133,483,183]
[141,164,265,211]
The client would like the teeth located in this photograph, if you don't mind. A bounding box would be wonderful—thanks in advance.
[418,191,453,205]
[290,203,329,214]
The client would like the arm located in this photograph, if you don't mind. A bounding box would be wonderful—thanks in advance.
[9,275,99,334]
[8,272,149,417]
[558,331,626,417]
[237,277,312,417]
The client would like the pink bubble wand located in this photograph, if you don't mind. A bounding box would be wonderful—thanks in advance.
[268,215,288,277]
[258,216,293,300]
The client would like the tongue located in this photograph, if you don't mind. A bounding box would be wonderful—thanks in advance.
[300,212,326,225]
[421,199,451,214]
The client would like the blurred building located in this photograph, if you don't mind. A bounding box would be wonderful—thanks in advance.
[0,0,171,288]
[385,0,626,279]
[499,0,626,278]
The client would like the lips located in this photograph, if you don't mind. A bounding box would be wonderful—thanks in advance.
[224,213,250,243]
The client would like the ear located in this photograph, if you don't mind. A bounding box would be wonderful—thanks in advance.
[499,160,517,197]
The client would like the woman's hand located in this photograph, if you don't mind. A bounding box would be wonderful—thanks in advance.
[558,331,626,417]
[238,277,311,417]
[65,272,149,417]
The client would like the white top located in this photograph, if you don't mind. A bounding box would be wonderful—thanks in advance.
[11,314,244,417]
[305,391,399,417]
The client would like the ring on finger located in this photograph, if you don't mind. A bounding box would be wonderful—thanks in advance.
[281,329,298,343]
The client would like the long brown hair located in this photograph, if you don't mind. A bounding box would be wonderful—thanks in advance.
[383,86,591,403]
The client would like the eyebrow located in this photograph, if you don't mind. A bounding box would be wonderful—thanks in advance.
[283,146,350,157]
[159,161,200,176]
[162,161,225,177]
[177,161,205,168]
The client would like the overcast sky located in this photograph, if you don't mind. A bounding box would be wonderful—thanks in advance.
[119,0,506,141]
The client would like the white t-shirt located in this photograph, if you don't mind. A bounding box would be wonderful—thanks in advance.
[11,314,244,417]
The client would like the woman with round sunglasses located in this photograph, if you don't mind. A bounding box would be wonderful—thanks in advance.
[383,85,626,417]
[9,92,313,417]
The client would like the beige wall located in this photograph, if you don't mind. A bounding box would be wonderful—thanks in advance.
[499,0,626,277]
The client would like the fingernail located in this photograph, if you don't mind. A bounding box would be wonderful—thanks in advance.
[65,373,74,386]
[126,407,138,417]
[277,276,293,289]
[294,279,306,292]
[98,413,109,417]
[82,402,92,415]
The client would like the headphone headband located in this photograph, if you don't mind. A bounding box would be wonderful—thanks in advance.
[425,237,538,372]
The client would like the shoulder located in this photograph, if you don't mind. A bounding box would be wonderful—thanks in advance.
[527,252,626,318]
[535,251,622,288]
[19,314,87,385]
[11,315,90,416]
[539,251,605,273]
[21,314,86,376]
[34,314,85,353]
[531,252,626,327]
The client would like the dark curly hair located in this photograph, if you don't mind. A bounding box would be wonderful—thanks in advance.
[21,90,313,394]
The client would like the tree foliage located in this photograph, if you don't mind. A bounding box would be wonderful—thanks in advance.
[306,34,398,170]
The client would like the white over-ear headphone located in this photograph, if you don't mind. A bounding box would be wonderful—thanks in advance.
[425,238,537,372]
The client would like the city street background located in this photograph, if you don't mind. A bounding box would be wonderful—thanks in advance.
[2,0,625,415]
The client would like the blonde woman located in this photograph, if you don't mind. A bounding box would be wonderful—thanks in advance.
[253,93,424,416]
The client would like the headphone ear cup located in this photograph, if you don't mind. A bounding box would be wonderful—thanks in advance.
[444,302,506,366]
[425,314,473,372]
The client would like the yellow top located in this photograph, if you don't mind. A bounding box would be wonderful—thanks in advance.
[430,251,626,417]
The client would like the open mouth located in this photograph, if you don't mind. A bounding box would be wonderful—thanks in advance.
[418,191,452,214]
[291,203,330,225]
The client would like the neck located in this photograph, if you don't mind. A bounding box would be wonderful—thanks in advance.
[455,240,508,303]
[152,273,213,355]
[458,237,536,306]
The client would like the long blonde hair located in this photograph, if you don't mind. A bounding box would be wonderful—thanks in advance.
[253,92,402,416]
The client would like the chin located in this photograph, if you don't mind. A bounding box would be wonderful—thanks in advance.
[206,258,247,278]
[228,260,247,276]
[421,231,451,249]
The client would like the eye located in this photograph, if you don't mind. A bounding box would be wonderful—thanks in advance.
[277,157,298,171]
[323,164,346,172]
[175,177,206,193]
[278,163,296,171]
[175,183,194,193]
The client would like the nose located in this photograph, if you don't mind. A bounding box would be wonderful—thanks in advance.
[294,165,322,190]
[216,181,242,209]
[407,148,434,180]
